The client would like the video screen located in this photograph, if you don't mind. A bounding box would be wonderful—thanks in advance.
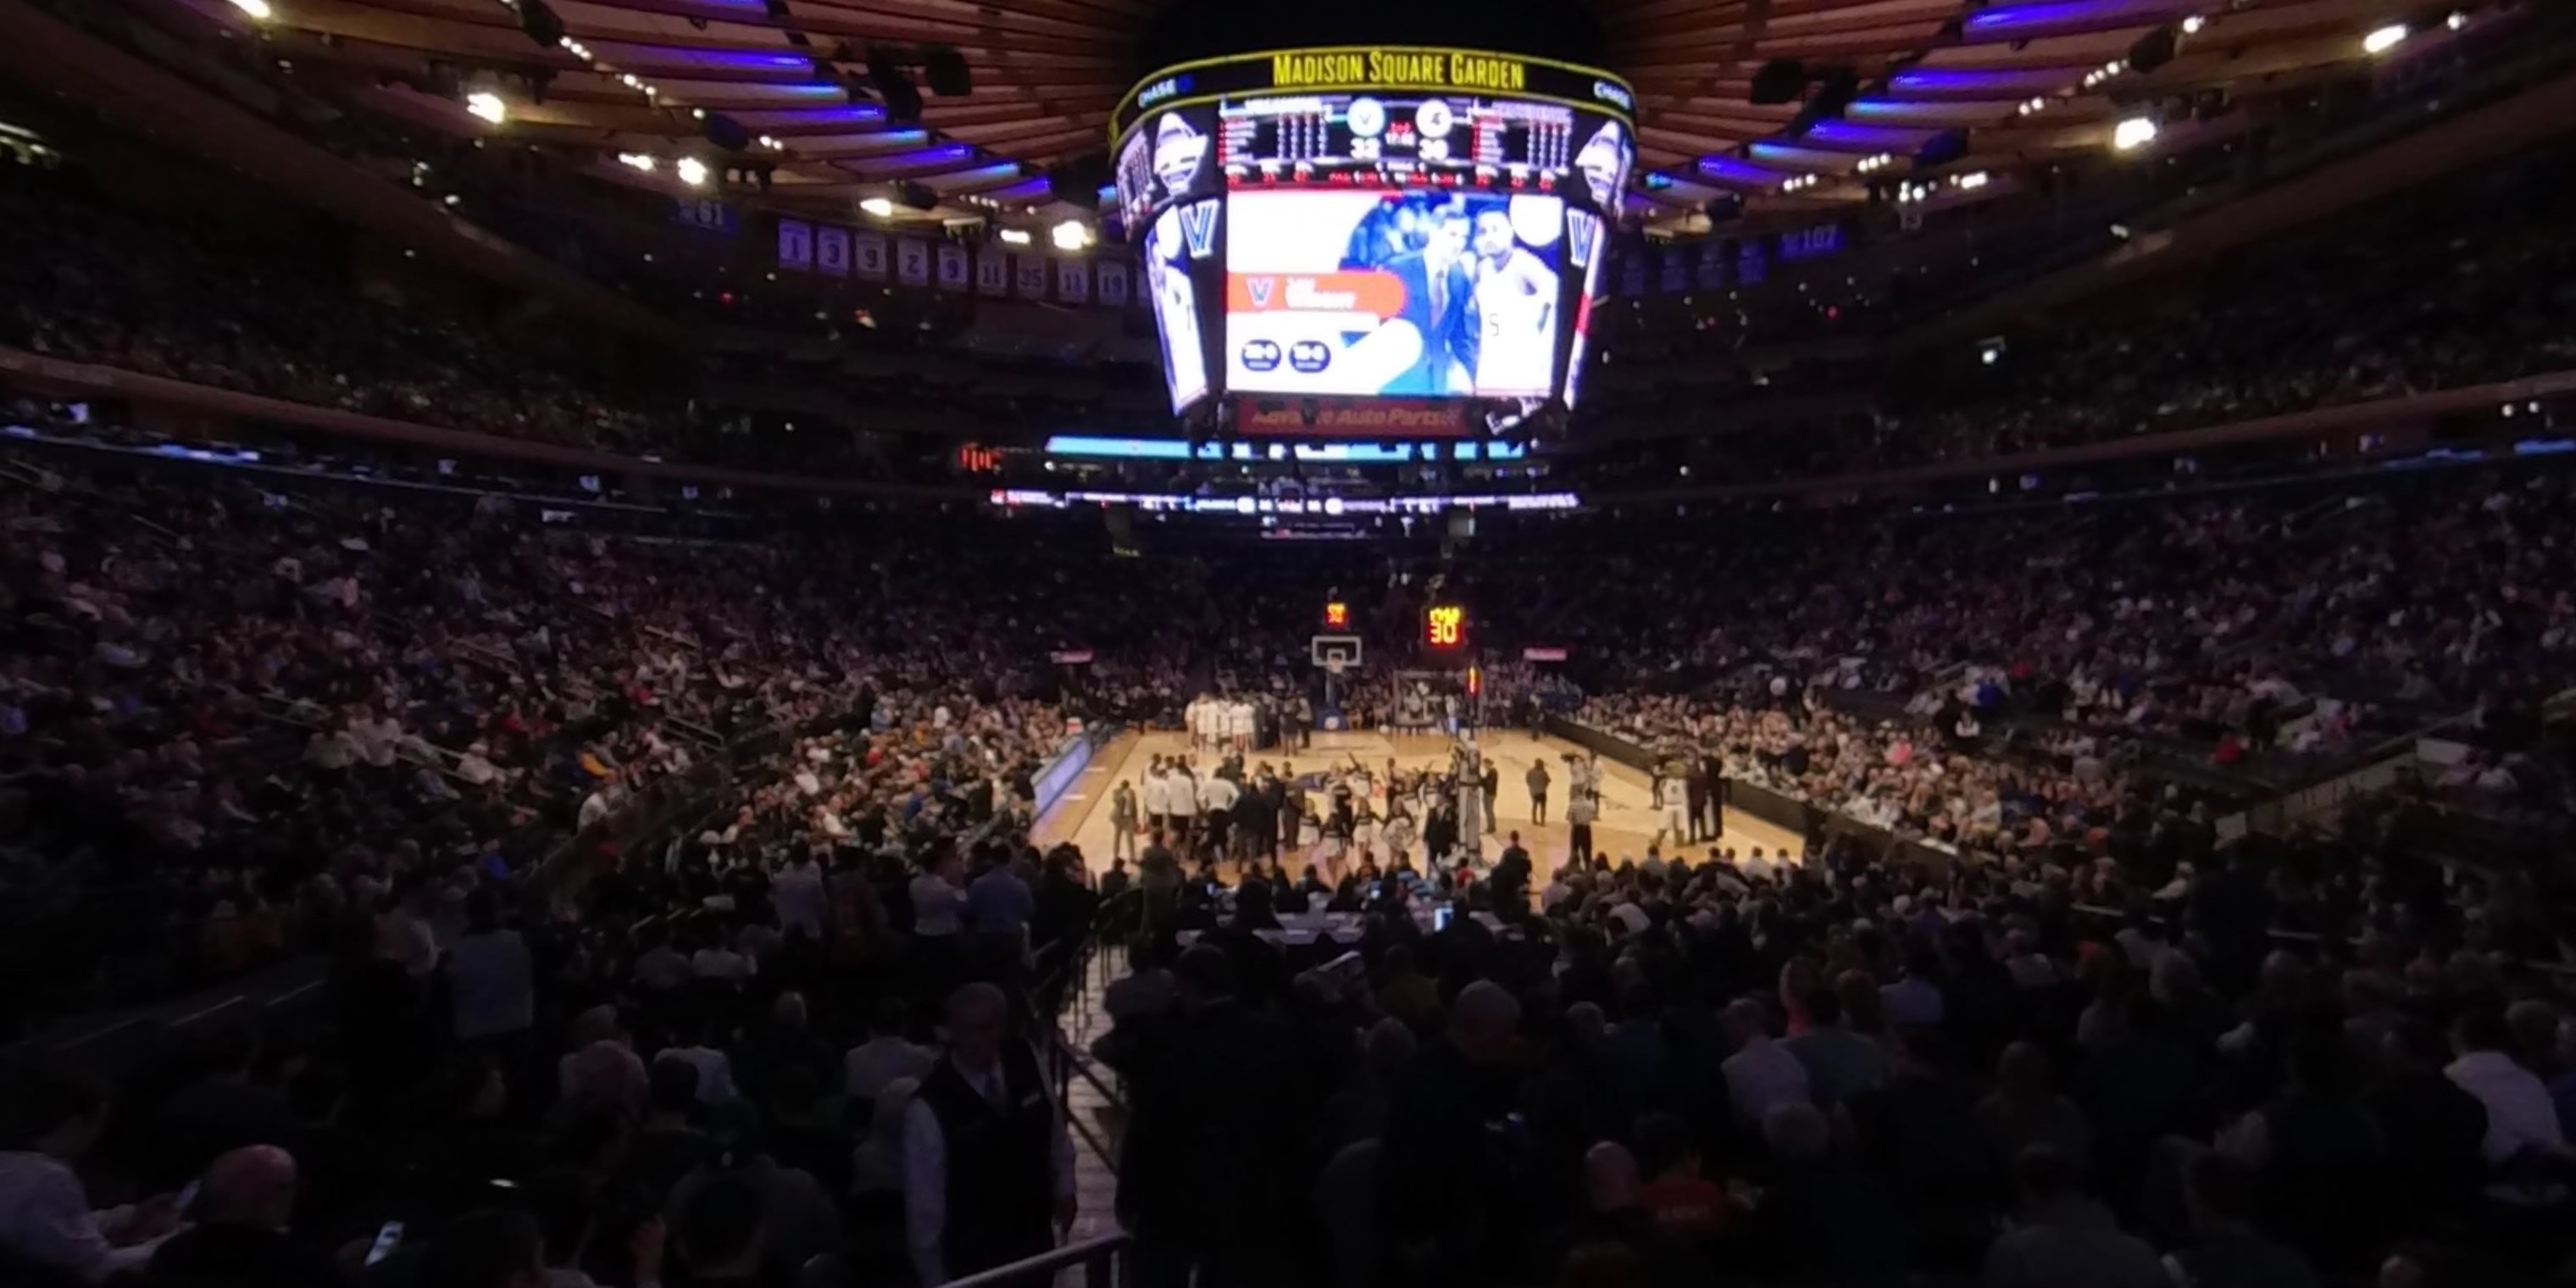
[1225,189,1567,399]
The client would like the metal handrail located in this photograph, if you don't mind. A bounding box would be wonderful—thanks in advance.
[938,1231,1133,1288]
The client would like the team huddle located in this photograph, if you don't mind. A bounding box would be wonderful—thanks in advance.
[1181,694,1262,753]
[1105,734,1629,885]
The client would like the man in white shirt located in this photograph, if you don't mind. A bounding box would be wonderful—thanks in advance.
[348,704,403,771]
[0,1070,180,1280]
[1164,761,1198,848]
[910,851,969,941]
[904,984,1074,1285]
[1141,759,1172,835]
[578,780,625,830]
[1719,998,1811,1126]
[773,850,829,941]
[846,1002,936,1105]
[1196,770,1240,859]
[2446,1007,2568,1205]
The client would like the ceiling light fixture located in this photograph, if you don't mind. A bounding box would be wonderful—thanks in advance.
[465,92,508,125]
[2112,116,2159,151]
[675,156,708,186]
[860,197,896,217]
[2363,23,2410,54]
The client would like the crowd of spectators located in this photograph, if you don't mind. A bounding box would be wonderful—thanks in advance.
[1096,759,2576,1288]
[0,455,1111,1024]
[1541,467,2576,800]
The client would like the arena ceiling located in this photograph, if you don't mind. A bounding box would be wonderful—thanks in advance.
[224,0,2452,228]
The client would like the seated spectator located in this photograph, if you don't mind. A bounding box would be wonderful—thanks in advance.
[144,1145,334,1288]
[1981,1146,2167,1288]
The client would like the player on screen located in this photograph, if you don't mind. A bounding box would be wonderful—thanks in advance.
[1467,209,1558,395]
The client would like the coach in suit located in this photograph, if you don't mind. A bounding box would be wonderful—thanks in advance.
[1384,212,1475,395]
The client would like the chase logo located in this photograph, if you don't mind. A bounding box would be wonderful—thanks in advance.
[1288,340,1331,373]
[1137,75,1190,108]
[1241,340,1283,372]
[1592,80,1634,111]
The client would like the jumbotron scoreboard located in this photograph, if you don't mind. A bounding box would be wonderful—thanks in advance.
[1111,46,1636,423]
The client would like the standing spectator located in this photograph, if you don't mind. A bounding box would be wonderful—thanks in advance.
[1525,757,1551,825]
[1119,946,1305,1288]
[965,853,1033,987]
[1781,985,1889,1111]
[772,847,829,944]
[1719,997,1810,1126]
[446,886,535,1045]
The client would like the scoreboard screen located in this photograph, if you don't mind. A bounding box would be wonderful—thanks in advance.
[1113,47,1635,421]
[1425,603,1468,650]
[1219,93,1590,194]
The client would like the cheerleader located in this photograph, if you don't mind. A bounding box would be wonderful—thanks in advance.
[1353,797,1383,858]
[1298,798,1339,880]
[1316,802,1350,880]
[1380,803,1418,869]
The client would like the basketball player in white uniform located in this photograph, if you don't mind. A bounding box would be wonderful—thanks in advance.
[1654,772,1690,849]
[1467,209,1558,396]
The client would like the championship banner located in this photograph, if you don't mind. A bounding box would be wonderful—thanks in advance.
[815,226,851,278]
[1014,254,1047,299]
[1658,246,1689,293]
[1618,242,1647,297]
[896,239,931,286]
[1696,240,1728,289]
[673,197,736,236]
[935,243,969,292]
[1096,260,1130,308]
[1057,259,1091,303]
[776,219,813,272]
[974,250,1009,297]
[1735,241,1768,286]
[1235,399,1469,438]
[853,231,888,280]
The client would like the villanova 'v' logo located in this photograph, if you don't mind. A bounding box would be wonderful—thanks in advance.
[1246,276,1275,308]
[1567,212,1601,270]
[1180,199,1219,260]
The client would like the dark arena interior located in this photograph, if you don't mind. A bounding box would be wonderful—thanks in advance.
[8,0,2576,1285]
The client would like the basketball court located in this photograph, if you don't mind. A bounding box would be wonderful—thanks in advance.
[1035,726,1804,887]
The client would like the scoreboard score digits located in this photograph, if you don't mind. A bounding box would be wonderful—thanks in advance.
[1425,604,1468,650]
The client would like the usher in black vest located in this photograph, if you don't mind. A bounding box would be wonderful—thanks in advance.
[917,1042,1055,1276]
